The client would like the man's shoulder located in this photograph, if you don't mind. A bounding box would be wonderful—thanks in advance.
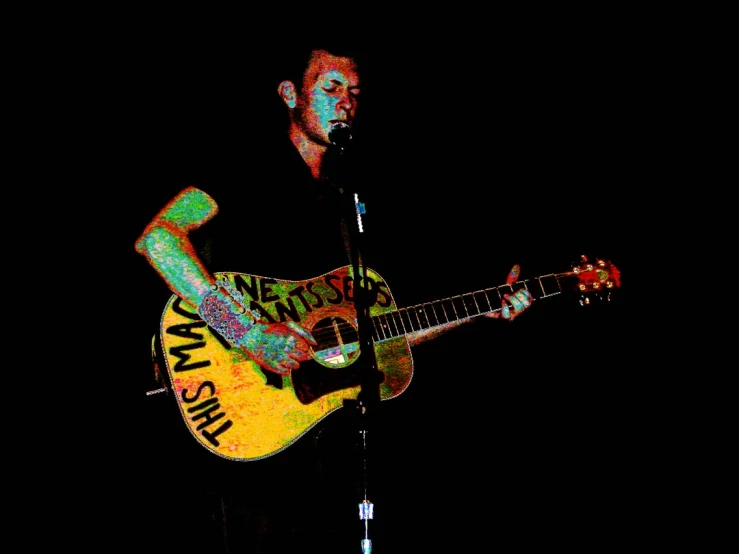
[196,139,308,198]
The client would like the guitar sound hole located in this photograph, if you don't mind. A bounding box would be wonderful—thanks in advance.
[311,316,360,368]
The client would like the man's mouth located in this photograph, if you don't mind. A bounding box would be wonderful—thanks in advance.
[328,121,353,146]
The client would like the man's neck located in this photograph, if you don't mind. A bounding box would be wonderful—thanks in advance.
[288,128,326,180]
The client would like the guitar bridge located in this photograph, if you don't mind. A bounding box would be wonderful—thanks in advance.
[291,359,365,405]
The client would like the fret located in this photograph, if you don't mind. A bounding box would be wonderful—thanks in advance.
[474,290,493,313]
[430,300,449,325]
[480,289,492,311]
[375,313,390,340]
[409,307,423,331]
[440,298,454,322]
[384,312,395,338]
[399,308,415,332]
[528,278,545,300]
[413,306,430,329]
[422,303,440,328]
[451,295,468,320]
[383,313,395,337]
[462,293,480,317]
[498,283,514,298]
[491,286,503,304]
[382,311,398,338]
[537,275,563,298]
[512,280,528,292]
[371,319,381,342]
[391,311,405,337]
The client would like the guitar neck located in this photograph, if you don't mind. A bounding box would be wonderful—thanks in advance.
[370,271,574,341]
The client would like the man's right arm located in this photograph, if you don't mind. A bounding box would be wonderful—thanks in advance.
[135,186,219,310]
[135,186,316,375]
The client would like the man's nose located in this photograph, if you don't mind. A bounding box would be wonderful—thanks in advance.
[337,93,354,112]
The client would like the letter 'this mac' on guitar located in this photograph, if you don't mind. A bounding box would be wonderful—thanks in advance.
[157,258,621,461]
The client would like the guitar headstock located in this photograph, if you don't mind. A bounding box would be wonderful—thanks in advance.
[571,255,621,306]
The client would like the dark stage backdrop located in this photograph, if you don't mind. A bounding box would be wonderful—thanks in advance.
[82,25,634,553]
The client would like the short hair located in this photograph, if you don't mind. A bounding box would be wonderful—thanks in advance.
[272,38,367,92]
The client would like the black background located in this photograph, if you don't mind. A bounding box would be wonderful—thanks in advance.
[51,18,639,553]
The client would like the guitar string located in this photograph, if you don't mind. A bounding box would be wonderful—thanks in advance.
[306,291,508,343]
[209,269,594,343]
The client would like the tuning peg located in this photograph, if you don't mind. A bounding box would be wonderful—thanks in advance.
[572,254,595,274]
[579,289,618,307]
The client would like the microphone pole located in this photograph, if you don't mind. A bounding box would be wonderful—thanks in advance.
[326,122,382,554]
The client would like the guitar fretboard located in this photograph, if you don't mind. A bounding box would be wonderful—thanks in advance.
[371,273,568,341]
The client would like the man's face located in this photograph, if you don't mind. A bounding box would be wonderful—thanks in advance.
[294,50,361,146]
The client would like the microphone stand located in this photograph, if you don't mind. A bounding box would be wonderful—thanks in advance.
[323,126,382,554]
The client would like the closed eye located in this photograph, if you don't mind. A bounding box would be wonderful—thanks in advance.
[321,80,361,98]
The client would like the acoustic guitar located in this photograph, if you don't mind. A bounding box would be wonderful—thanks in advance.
[157,256,621,461]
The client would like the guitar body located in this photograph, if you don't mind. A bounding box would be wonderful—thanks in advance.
[159,265,413,462]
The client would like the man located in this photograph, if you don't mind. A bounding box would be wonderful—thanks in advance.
[135,41,533,553]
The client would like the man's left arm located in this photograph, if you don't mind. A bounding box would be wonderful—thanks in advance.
[406,264,533,347]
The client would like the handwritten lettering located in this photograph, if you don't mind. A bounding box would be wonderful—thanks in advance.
[325,274,343,304]
[234,273,258,301]
[304,281,324,309]
[182,382,233,447]
[169,342,210,372]
[260,278,279,303]
[215,270,389,321]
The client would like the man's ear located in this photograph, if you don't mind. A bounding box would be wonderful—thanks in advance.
[278,80,297,108]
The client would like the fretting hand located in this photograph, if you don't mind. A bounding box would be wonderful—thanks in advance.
[486,264,533,321]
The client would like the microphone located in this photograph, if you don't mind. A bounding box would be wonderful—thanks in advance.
[328,122,353,151]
